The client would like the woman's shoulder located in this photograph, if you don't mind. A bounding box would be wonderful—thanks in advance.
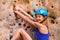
[38,25,49,34]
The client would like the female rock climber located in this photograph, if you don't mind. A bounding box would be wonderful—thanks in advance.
[11,5,50,40]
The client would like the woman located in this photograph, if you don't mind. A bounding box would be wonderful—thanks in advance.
[11,6,50,40]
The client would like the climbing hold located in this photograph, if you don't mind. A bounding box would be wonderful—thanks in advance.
[51,5,54,8]
[27,26,30,28]
[14,1,16,3]
[23,23,26,27]
[36,4,38,6]
[27,11,30,14]
[18,23,21,25]
[51,20,55,24]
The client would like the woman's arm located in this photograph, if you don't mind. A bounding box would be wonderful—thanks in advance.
[14,10,48,34]
[14,6,46,28]
[14,10,45,28]
[14,10,37,28]
[15,6,33,20]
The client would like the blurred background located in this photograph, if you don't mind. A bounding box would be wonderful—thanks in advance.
[0,0,60,40]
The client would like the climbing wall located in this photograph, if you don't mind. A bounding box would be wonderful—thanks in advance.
[45,0,60,40]
[0,0,33,40]
[0,0,60,40]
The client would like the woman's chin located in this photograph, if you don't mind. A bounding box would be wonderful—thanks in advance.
[36,20,42,23]
[38,21,42,23]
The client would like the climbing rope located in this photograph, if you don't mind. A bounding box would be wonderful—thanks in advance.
[32,0,37,40]
[32,0,42,18]
[32,0,35,19]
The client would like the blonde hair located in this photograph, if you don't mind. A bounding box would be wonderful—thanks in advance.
[43,18,51,30]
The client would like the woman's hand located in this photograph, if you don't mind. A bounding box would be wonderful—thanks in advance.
[13,5,33,20]
[13,5,20,11]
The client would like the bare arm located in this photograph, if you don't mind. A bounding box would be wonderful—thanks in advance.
[14,11,36,27]
[15,6,33,20]
[14,11,48,34]
[14,10,45,28]
[14,6,48,30]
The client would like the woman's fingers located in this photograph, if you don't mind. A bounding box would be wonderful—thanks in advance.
[14,11,19,14]
[15,6,25,12]
[13,5,28,15]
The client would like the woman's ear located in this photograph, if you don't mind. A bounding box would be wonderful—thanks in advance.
[43,16,46,19]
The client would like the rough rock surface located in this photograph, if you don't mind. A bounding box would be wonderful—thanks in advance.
[0,0,60,40]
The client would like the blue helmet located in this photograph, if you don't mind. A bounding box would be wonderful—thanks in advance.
[35,8,48,17]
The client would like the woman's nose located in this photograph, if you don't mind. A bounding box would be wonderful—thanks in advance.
[37,17,41,19]
[36,18,41,21]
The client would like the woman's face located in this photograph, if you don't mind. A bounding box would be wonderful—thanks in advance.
[35,15,45,23]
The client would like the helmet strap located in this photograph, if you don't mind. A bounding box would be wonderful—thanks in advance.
[40,17,47,23]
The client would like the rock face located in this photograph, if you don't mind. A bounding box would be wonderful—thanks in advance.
[0,0,60,40]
